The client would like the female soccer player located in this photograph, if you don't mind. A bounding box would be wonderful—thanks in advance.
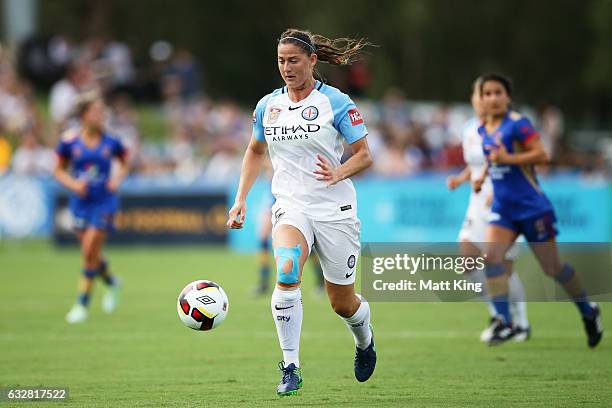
[447,77,530,342]
[475,73,602,347]
[54,94,128,324]
[227,28,376,396]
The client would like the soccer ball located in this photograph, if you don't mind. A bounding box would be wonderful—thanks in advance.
[177,280,229,331]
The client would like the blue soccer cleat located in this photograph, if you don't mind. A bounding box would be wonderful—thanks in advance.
[355,325,377,382]
[276,361,303,397]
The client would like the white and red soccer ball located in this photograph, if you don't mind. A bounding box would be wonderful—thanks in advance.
[177,280,229,331]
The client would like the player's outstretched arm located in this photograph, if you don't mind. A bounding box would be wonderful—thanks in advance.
[489,138,549,165]
[447,166,471,191]
[227,137,267,229]
[314,137,373,187]
[472,162,488,193]
[108,155,130,193]
[53,157,87,197]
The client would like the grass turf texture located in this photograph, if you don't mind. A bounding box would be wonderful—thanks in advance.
[1,241,610,407]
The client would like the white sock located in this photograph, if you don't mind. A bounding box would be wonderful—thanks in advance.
[508,271,529,328]
[467,269,496,317]
[342,294,372,350]
[271,287,303,367]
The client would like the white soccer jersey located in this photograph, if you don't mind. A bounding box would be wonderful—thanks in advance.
[460,117,493,236]
[463,118,488,183]
[253,81,368,221]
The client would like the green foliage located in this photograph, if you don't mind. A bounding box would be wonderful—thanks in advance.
[34,0,612,121]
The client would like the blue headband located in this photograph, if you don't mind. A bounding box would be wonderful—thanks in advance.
[281,36,317,53]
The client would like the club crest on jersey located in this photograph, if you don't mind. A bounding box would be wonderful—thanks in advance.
[268,106,282,124]
[347,254,356,269]
[301,106,319,121]
[72,146,82,158]
[102,147,111,159]
[348,108,363,126]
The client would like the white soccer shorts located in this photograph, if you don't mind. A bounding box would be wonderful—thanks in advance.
[271,204,361,285]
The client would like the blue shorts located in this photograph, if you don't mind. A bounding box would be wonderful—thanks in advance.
[490,210,558,243]
[70,195,119,232]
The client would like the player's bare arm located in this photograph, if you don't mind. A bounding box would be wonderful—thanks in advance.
[227,137,267,229]
[488,138,549,165]
[447,166,472,190]
[313,137,373,187]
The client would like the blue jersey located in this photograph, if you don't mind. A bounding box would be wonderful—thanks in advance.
[478,111,553,221]
[56,131,126,204]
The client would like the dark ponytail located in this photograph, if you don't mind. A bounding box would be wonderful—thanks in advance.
[279,28,371,66]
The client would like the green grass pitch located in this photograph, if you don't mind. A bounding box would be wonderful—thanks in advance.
[1,241,610,407]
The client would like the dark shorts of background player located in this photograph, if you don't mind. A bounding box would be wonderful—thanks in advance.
[70,195,119,233]
[490,210,558,243]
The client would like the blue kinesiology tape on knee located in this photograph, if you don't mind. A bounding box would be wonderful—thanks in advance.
[484,263,505,278]
[82,268,98,279]
[554,263,575,284]
[274,244,302,284]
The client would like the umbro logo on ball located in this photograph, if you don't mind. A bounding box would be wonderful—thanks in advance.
[197,295,216,305]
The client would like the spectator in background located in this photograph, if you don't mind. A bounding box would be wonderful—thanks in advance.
[0,66,32,135]
[424,105,452,165]
[379,87,413,146]
[165,48,201,101]
[346,59,372,97]
[168,126,203,181]
[373,138,420,177]
[49,61,95,129]
[106,92,141,170]
[160,73,185,138]
[11,127,55,176]
[537,103,564,160]
[0,135,11,174]
[102,39,135,93]
[202,101,249,182]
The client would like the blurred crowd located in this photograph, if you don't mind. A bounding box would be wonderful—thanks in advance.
[0,36,609,180]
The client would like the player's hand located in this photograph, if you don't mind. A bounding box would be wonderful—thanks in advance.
[314,154,341,187]
[72,180,88,198]
[446,175,461,191]
[485,193,493,207]
[227,200,246,229]
[472,177,484,193]
[107,179,121,193]
[489,141,511,164]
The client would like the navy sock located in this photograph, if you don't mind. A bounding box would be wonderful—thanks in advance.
[259,265,270,288]
[103,274,116,286]
[98,260,116,286]
[485,263,511,324]
[554,264,594,318]
[78,292,90,307]
[573,291,594,319]
[492,295,512,325]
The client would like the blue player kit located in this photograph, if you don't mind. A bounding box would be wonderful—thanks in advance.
[56,132,126,231]
[479,111,557,242]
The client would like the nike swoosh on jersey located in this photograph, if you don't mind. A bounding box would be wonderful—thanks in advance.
[275,305,294,310]
[345,271,354,279]
[288,106,303,111]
